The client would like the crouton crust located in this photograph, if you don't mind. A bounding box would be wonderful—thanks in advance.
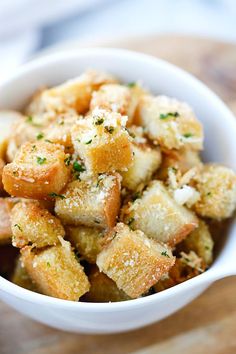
[11,201,65,248]
[21,241,90,300]
[55,173,120,229]
[193,164,236,219]
[3,142,70,200]
[135,95,203,150]
[0,198,13,244]
[83,265,130,302]
[0,158,5,193]
[11,256,38,292]
[97,223,175,298]
[122,180,198,246]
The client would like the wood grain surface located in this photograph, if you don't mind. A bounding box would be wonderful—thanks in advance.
[1,35,236,354]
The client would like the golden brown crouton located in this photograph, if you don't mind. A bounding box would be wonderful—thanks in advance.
[11,201,65,248]
[193,164,236,219]
[66,226,103,263]
[0,198,12,245]
[135,95,203,150]
[55,173,121,229]
[71,108,133,173]
[157,148,202,181]
[90,83,142,125]
[3,142,70,200]
[11,256,38,292]
[120,142,162,191]
[83,265,130,302]
[26,70,117,115]
[0,158,5,193]
[122,180,198,246]
[97,223,175,298]
[21,240,90,300]
[181,220,214,266]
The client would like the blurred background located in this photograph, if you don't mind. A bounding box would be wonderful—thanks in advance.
[0,0,236,79]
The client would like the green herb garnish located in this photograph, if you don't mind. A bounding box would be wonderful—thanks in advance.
[45,139,53,143]
[14,224,23,232]
[127,217,135,229]
[161,251,170,258]
[95,118,104,125]
[73,161,86,172]
[183,133,193,138]
[85,139,92,144]
[36,132,44,140]
[36,156,46,165]
[105,126,114,134]
[160,112,179,120]
[48,192,65,199]
[127,82,136,88]
[64,156,72,166]
[47,262,51,267]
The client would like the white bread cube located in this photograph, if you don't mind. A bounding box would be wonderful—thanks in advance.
[83,265,130,302]
[21,239,90,300]
[55,173,121,229]
[66,226,103,263]
[122,180,198,246]
[71,108,133,173]
[90,83,142,126]
[12,256,38,292]
[121,142,162,191]
[11,201,65,248]
[97,223,175,298]
[26,70,117,115]
[3,141,70,200]
[135,95,203,150]
[182,220,214,266]
[193,164,236,219]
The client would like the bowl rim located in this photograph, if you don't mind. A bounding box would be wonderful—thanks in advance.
[0,47,236,311]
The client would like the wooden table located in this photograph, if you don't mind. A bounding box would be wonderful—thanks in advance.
[1,35,236,354]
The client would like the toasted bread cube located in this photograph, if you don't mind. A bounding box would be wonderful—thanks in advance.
[0,158,5,193]
[122,181,198,246]
[43,111,81,153]
[83,265,130,302]
[12,256,38,292]
[11,201,64,248]
[97,223,175,298]
[158,148,202,180]
[71,108,133,173]
[90,83,142,125]
[67,226,103,263]
[193,164,236,219]
[55,173,121,228]
[121,142,162,191]
[3,142,70,200]
[0,111,23,161]
[0,198,13,245]
[21,240,90,300]
[26,70,117,115]
[135,95,203,150]
[181,220,214,266]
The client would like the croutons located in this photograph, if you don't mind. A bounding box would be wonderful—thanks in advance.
[0,198,12,244]
[157,148,202,180]
[83,265,130,302]
[3,141,70,200]
[66,226,103,263]
[122,180,198,246]
[11,201,65,248]
[90,83,141,125]
[26,70,116,115]
[71,108,133,173]
[21,239,90,300]
[135,95,203,150]
[181,220,214,266]
[193,164,236,219]
[120,142,162,191]
[0,158,5,193]
[55,173,121,229]
[97,223,175,298]
[11,256,38,292]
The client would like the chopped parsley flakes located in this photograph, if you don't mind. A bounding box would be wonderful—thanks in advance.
[183,133,193,138]
[95,117,104,125]
[64,156,72,166]
[48,192,65,199]
[85,139,92,144]
[160,112,179,120]
[36,132,44,140]
[36,156,47,165]
[14,224,23,232]
[105,126,114,134]
[127,82,136,88]
[73,161,86,172]
[161,251,170,258]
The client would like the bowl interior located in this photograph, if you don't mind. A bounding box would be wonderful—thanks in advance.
[0,48,235,300]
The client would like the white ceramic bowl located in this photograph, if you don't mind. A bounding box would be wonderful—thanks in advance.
[0,48,236,334]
